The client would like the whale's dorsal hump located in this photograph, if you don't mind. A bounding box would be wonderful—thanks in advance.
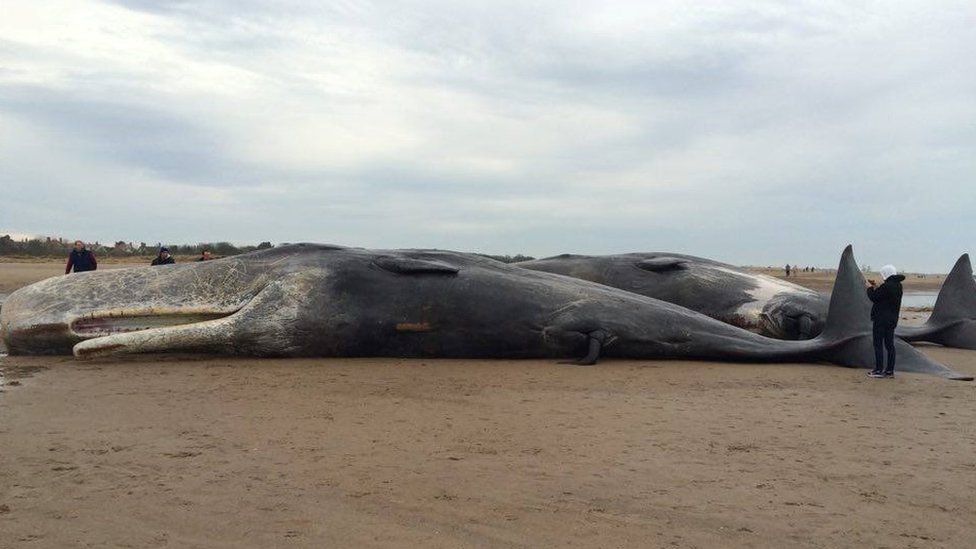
[374,256,460,276]
[636,257,689,273]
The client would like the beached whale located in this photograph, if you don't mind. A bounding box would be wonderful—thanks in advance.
[519,253,827,340]
[0,244,969,379]
[519,252,976,351]
[896,254,976,350]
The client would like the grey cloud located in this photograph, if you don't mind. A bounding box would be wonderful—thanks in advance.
[0,84,235,183]
[1,1,974,271]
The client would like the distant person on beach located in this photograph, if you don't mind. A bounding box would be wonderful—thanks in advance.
[866,265,905,378]
[197,250,213,261]
[65,240,97,274]
[151,247,175,266]
[785,264,791,277]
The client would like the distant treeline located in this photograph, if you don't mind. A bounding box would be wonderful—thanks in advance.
[0,235,273,258]
[0,235,536,263]
[478,254,536,264]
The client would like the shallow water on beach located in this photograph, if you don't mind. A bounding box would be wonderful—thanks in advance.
[901,292,937,308]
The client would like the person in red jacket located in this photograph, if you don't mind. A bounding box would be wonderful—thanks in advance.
[65,240,98,274]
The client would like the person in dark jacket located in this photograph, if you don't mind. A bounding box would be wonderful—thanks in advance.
[65,240,98,274]
[151,247,176,266]
[196,249,213,261]
[866,265,904,378]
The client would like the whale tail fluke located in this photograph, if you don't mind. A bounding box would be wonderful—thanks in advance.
[930,254,976,325]
[819,245,871,341]
[915,254,976,350]
[815,245,972,380]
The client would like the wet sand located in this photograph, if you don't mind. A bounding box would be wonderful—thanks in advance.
[2,354,975,548]
[750,268,946,294]
[0,261,143,294]
[2,262,974,548]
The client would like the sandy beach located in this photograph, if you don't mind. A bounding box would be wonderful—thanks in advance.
[6,0,973,546]
[2,262,974,548]
[0,261,145,294]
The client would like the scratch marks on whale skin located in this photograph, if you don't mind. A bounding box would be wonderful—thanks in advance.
[235,270,324,356]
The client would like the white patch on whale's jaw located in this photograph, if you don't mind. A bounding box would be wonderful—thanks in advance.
[712,267,818,332]
[70,309,239,338]
[69,272,318,358]
[72,317,233,358]
[66,304,247,358]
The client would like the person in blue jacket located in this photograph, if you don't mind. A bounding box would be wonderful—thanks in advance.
[65,240,97,274]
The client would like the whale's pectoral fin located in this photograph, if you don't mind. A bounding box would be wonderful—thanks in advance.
[561,329,608,366]
[636,257,689,273]
[374,256,460,275]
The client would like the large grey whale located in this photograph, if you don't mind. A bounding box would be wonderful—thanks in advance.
[519,252,827,340]
[897,254,976,350]
[520,252,976,351]
[0,244,969,379]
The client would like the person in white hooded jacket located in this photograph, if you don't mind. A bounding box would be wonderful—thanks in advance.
[866,265,905,378]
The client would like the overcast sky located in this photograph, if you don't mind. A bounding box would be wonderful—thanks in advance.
[1,1,973,270]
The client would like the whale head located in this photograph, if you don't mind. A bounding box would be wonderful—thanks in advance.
[0,259,268,356]
[759,291,828,340]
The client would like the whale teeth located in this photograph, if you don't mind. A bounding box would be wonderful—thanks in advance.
[71,312,231,337]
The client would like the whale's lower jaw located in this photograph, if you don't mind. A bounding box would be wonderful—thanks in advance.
[71,312,233,338]
[3,306,243,356]
[70,314,235,358]
[71,315,240,359]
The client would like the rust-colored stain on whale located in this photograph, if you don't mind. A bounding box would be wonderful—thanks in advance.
[396,322,432,332]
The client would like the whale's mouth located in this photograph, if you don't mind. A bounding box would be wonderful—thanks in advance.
[71,310,237,338]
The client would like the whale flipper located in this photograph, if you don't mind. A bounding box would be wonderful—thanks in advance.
[816,246,972,380]
[565,329,608,366]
